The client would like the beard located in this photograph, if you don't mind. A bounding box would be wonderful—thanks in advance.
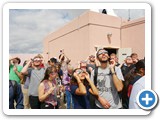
[98,59,108,63]
[34,64,40,68]
[90,60,95,62]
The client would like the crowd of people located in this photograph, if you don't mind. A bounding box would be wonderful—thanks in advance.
[9,49,145,109]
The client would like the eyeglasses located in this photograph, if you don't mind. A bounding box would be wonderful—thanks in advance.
[33,58,41,62]
[76,69,85,74]
[97,50,108,56]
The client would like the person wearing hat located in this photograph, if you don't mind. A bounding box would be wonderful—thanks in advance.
[9,57,23,84]
[9,56,24,109]
[90,48,124,109]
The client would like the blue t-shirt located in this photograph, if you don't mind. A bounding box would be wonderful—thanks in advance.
[70,84,90,109]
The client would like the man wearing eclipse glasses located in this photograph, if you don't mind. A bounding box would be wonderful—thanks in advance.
[90,48,124,109]
[21,55,46,109]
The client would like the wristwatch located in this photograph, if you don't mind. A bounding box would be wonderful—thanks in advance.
[111,72,116,75]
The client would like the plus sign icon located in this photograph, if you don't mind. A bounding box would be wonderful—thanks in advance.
[137,89,158,110]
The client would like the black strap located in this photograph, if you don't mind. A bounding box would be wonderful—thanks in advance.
[94,67,98,86]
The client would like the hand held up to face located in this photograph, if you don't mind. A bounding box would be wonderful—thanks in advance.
[84,72,90,80]
[47,86,55,95]
[73,72,80,80]
[109,59,116,70]
[13,66,17,72]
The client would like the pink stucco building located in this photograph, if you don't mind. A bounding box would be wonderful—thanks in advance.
[43,11,145,66]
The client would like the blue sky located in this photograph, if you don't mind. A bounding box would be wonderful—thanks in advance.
[9,9,144,54]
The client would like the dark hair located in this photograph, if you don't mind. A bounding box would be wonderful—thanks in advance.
[15,57,21,64]
[70,68,89,86]
[23,60,27,67]
[131,53,138,57]
[59,54,65,61]
[135,60,145,73]
[121,71,135,108]
[50,57,58,63]
[41,66,57,82]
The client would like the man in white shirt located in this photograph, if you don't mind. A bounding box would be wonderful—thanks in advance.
[129,76,145,109]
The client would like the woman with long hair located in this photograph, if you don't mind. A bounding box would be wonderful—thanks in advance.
[70,68,98,109]
[38,67,58,109]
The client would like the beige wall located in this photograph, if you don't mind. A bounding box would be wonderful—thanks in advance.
[43,11,145,66]
[48,26,90,66]
[88,11,121,54]
[121,17,145,59]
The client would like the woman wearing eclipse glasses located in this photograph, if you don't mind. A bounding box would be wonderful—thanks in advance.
[70,68,98,109]
[38,67,59,109]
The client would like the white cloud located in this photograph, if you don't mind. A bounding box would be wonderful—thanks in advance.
[9,9,87,54]
[114,9,145,20]
[9,9,144,54]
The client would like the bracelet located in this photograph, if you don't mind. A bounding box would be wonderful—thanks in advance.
[111,72,116,75]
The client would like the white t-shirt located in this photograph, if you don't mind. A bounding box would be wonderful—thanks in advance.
[91,66,124,109]
[129,76,145,109]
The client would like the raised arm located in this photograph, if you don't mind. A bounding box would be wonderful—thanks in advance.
[109,59,123,92]
[85,72,98,96]
[74,73,87,95]
[21,60,32,74]
[13,66,24,81]
[38,82,55,102]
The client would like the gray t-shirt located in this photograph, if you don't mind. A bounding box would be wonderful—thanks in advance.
[91,66,124,109]
[28,68,45,96]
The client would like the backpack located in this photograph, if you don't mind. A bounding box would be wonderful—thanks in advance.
[89,66,122,108]
[89,67,98,109]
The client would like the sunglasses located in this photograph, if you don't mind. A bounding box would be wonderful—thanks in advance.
[33,58,41,62]
[97,50,108,56]
[76,69,85,74]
